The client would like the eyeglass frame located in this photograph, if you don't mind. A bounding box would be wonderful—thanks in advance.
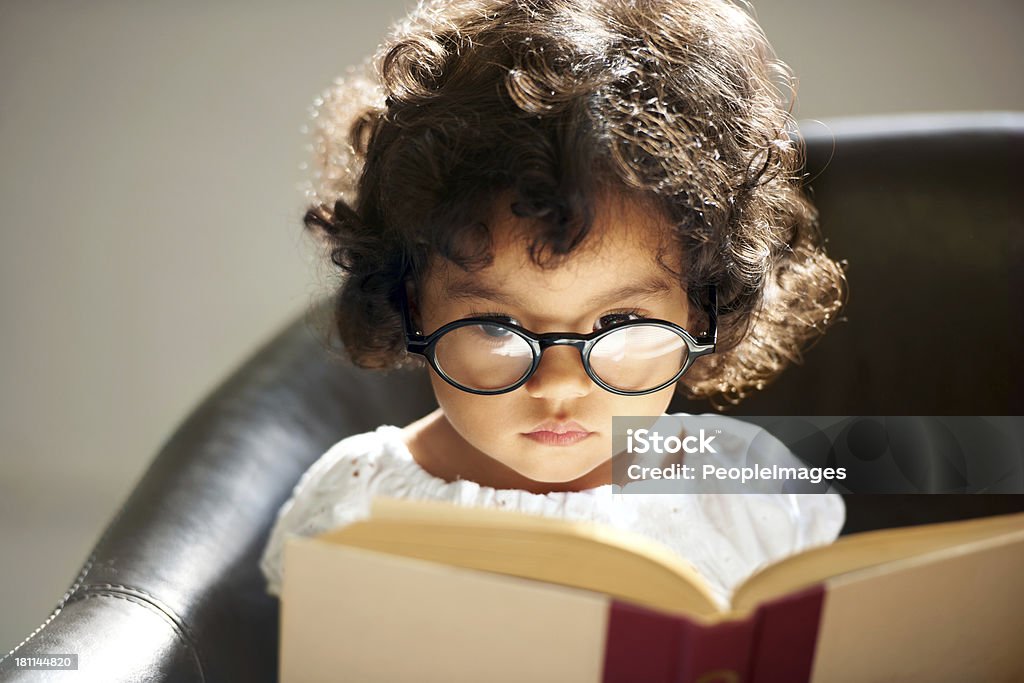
[398,282,718,396]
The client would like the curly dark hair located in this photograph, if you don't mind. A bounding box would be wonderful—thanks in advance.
[301,0,847,407]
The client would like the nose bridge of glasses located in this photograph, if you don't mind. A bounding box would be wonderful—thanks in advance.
[532,337,589,377]
[537,335,588,352]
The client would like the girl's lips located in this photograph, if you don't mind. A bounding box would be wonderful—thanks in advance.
[522,431,593,446]
[528,419,589,434]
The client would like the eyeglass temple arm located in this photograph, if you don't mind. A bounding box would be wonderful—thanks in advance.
[398,285,429,350]
[697,284,718,347]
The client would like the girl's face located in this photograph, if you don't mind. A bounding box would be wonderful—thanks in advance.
[409,192,690,487]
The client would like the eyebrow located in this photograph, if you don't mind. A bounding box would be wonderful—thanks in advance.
[447,275,677,310]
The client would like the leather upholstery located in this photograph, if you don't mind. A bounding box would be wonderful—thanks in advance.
[2,113,1022,682]
[712,112,1024,416]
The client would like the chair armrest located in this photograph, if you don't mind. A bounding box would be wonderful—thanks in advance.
[0,300,434,682]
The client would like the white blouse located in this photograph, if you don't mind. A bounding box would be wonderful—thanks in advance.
[259,412,846,609]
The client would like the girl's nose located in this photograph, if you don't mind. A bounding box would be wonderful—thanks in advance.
[523,346,593,399]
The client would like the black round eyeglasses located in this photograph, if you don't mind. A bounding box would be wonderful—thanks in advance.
[399,284,717,396]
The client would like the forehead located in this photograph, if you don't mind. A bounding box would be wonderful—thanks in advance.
[429,191,681,299]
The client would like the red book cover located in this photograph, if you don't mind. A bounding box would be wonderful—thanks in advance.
[602,600,758,682]
[602,584,825,683]
[747,584,825,683]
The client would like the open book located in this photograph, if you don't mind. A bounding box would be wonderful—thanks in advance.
[279,497,1024,683]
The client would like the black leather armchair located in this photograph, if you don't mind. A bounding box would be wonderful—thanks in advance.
[2,112,1022,682]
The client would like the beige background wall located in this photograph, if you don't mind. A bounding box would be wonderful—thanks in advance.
[2,0,1022,651]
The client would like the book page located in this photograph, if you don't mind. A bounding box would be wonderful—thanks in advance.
[314,496,728,619]
[731,510,1024,612]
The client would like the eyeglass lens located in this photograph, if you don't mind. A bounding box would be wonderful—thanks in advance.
[432,323,689,392]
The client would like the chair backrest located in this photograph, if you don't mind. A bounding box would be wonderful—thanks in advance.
[682,112,1023,416]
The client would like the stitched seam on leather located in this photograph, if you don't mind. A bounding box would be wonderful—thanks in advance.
[0,552,96,667]
[67,591,205,681]
[69,582,207,681]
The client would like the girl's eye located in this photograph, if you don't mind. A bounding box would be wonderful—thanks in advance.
[481,324,513,339]
[466,312,518,340]
[597,310,645,330]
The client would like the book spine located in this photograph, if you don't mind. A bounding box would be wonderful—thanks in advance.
[602,600,758,683]
[747,584,825,683]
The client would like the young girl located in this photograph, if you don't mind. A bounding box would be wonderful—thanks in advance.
[260,0,847,609]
